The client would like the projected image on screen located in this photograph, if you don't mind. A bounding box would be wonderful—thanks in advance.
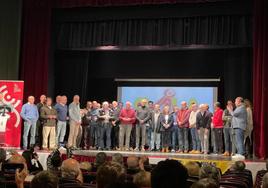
[118,87,217,111]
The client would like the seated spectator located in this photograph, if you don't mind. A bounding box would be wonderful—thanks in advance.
[92,152,107,172]
[80,161,92,172]
[0,148,7,187]
[133,170,151,188]
[139,156,152,171]
[96,162,125,188]
[151,159,188,188]
[185,161,200,177]
[127,156,140,175]
[107,182,138,188]
[230,160,246,172]
[262,172,268,188]
[60,158,83,186]
[255,160,268,188]
[31,171,59,188]
[22,149,43,174]
[199,164,221,186]
[191,178,218,188]
[112,153,124,166]
[47,149,62,176]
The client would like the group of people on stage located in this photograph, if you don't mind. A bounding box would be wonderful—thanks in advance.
[18,93,253,159]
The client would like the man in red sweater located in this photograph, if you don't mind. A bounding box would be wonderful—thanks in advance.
[119,101,136,151]
[177,101,191,153]
[212,102,224,154]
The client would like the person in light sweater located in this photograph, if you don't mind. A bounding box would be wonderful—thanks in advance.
[189,103,201,154]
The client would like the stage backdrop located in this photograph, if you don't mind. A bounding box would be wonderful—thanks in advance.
[0,80,24,148]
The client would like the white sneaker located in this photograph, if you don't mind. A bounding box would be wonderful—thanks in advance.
[232,154,245,160]
[171,149,175,153]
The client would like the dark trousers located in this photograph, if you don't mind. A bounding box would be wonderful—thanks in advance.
[213,128,223,153]
[35,120,43,147]
[111,124,119,148]
[161,131,171,148]
[83,125,91,148]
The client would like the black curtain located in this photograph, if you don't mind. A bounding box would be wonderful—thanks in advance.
[54,48,252,106]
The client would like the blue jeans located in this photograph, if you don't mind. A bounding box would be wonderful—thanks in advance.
[99,123,112,149]
[150,131,161,150]
[234,128,245,155]
[23,120,37,148]
[178,127,189,151]
[56,120,66,145]
[90,122,98,147]
[172,126,179,150]
[223,127,236,154]
[190,128,201,151]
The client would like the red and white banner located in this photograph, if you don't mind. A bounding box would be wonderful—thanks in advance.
[0,80,24,148]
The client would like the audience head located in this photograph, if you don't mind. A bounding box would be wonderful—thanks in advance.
[8,154,27,171]
[262,172,268,188]
[30,171,59,188]
[97,162,125,188]
[95,152,107,167]
[185,161,200,177]
[0,148,6,163]
[39,95,46,103]
[235,97,244,107]
[151,159,188,188]
[127,156,139,170]
[80,161,92,172]
[199,164,221,184]
[73,95,80,104]
[112,153,124,166]
[28,96,35,104]
[133,170,151,188]
[232,161,246,172]
[61,158,81,180]
[191,178,218,188]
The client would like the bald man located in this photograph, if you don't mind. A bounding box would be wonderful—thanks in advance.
[21,96,39,150]
[60,158,83,184]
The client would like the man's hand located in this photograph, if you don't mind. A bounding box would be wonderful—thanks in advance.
[15,168,28,188]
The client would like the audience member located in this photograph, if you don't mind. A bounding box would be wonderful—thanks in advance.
[96,162,125,188]
[92,152,107,172]
[185,161,200,177]
[191,178,218,188]
[31,170,59,188]
[151,159,188,188]
[262,172,268,188]
[47,149,62,175]
[112,153,124,166]
[60,158,83,185]
[199,164,221,185]
[22,149,43,174]
[80,161,92,172]
[127,156,140,175]
[133,170,151,188]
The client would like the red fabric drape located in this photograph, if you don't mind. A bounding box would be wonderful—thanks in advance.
[20,0,53,101]
[253,0,268,159]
